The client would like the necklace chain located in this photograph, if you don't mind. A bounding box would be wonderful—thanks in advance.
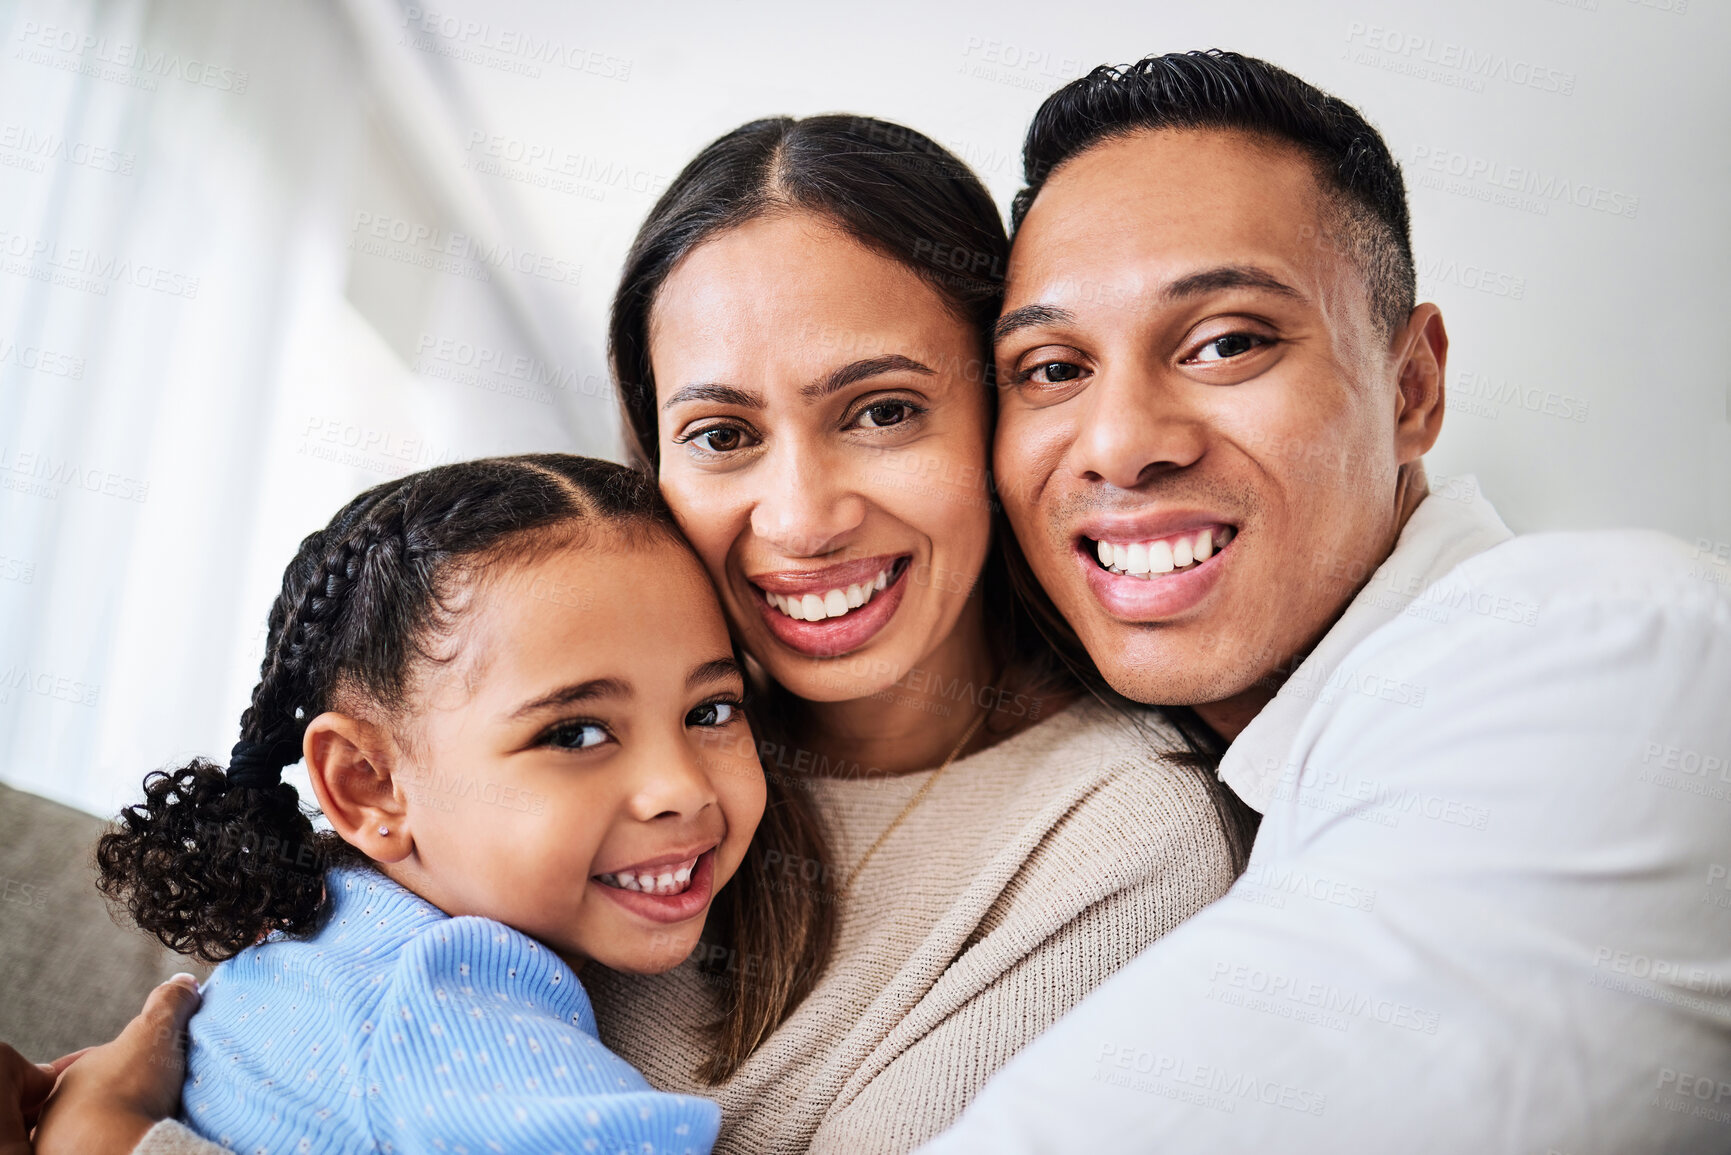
[839,707,989,898]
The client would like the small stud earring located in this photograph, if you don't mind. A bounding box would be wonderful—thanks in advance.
[377,825,390,836]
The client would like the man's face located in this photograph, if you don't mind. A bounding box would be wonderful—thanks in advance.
[993,128,1442,727]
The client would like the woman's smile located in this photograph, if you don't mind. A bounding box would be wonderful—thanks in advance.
[747,554,913,657]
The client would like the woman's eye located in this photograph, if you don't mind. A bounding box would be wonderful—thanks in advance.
[545,721,609,751]
[686,700,740,728]
[1191,333,1267,363]
[854,401,915,430]
[687,425,754,454]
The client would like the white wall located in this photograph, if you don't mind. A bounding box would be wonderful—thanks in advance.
[2,0,1726,816]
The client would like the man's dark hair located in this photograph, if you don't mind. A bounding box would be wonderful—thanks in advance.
[1012,49,1416,336]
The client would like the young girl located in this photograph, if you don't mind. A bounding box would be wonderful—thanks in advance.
[95,454,835,1152]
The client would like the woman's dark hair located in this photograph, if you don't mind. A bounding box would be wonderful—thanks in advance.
[96,453,835,1082]
[609,113,1078,736]
[610,113,1007,473]
[1013,49,1415,337]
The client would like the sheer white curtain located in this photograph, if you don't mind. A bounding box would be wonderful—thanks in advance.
[0,0,612,816]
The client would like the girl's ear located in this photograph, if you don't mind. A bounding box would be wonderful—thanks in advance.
[302,711,411,863]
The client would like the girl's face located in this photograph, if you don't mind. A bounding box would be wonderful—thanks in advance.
[650,212,995,702]
[376,534,765,975]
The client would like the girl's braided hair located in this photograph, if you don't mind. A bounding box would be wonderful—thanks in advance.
[97,453,835,1081]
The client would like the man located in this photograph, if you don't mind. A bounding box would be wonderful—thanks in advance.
[925,51,1731,1152]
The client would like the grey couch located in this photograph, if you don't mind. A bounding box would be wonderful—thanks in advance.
[0,783,208,1061]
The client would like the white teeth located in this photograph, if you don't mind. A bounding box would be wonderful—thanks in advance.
[596,856,701,897]
[764,568,893,622]
[1092,530,1230,579]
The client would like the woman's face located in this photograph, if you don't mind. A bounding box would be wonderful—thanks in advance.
[650,211,994,702]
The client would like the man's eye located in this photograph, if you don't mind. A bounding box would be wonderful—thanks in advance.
[855,401,915,430]
[1192,333,1266,363]
[687,425,753,454]
[686,700,740,728]
[546,722,609,750]
[1026,361,1084,384]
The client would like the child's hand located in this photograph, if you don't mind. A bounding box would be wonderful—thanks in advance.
[32,975,201,1155]
[0,1041,58,1155]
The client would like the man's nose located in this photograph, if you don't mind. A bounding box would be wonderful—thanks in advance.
[1068,365,1206,489]
[748,441,869,557]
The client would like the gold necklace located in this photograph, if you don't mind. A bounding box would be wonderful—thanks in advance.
[839,707,989,898]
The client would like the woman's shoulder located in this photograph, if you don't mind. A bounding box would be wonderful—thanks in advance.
[966,697,1241,916]
[966,693,1204,800]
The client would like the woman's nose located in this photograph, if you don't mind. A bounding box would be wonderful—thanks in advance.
[748,442,869,558]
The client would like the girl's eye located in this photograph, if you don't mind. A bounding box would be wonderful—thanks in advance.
[681,425,757,454]
[853,401,916,430]
[686,700,740,728]
[1191,333,1268,363]
[545,722,609,751]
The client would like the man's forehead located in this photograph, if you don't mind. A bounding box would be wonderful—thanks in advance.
[1006,127,1331,296]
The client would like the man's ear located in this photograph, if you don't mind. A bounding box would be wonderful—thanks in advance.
[302,711,412,863]
[1390,302,1448,465]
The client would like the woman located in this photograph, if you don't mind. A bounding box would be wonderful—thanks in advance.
[31,115,1254,1155]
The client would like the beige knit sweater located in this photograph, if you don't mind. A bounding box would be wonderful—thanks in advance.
[132,698,1244,1155]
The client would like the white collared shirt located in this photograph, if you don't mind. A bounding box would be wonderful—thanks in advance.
[923,479,1731,1153]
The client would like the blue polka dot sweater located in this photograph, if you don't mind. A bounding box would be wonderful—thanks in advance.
[181,866,720,1154]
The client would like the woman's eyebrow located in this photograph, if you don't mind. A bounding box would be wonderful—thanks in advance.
[801,354,934,401]
[662,383,765,411]
[509,677,631,719]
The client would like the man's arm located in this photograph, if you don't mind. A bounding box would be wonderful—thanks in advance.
[922,538,1731,1153]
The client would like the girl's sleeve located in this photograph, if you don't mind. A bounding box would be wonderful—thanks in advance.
[363,917,720,1154]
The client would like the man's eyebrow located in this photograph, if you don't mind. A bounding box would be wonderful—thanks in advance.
[992,267,1306,348]
[1163,265,1306,304]
[509,677,631,719]
[661,383,765,411]
[993,304,1076,346]
[687,657,744,689]
[800,354,934,401]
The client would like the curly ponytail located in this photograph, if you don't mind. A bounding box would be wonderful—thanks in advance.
[98,455,672,962]
[97,453,838,1072]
